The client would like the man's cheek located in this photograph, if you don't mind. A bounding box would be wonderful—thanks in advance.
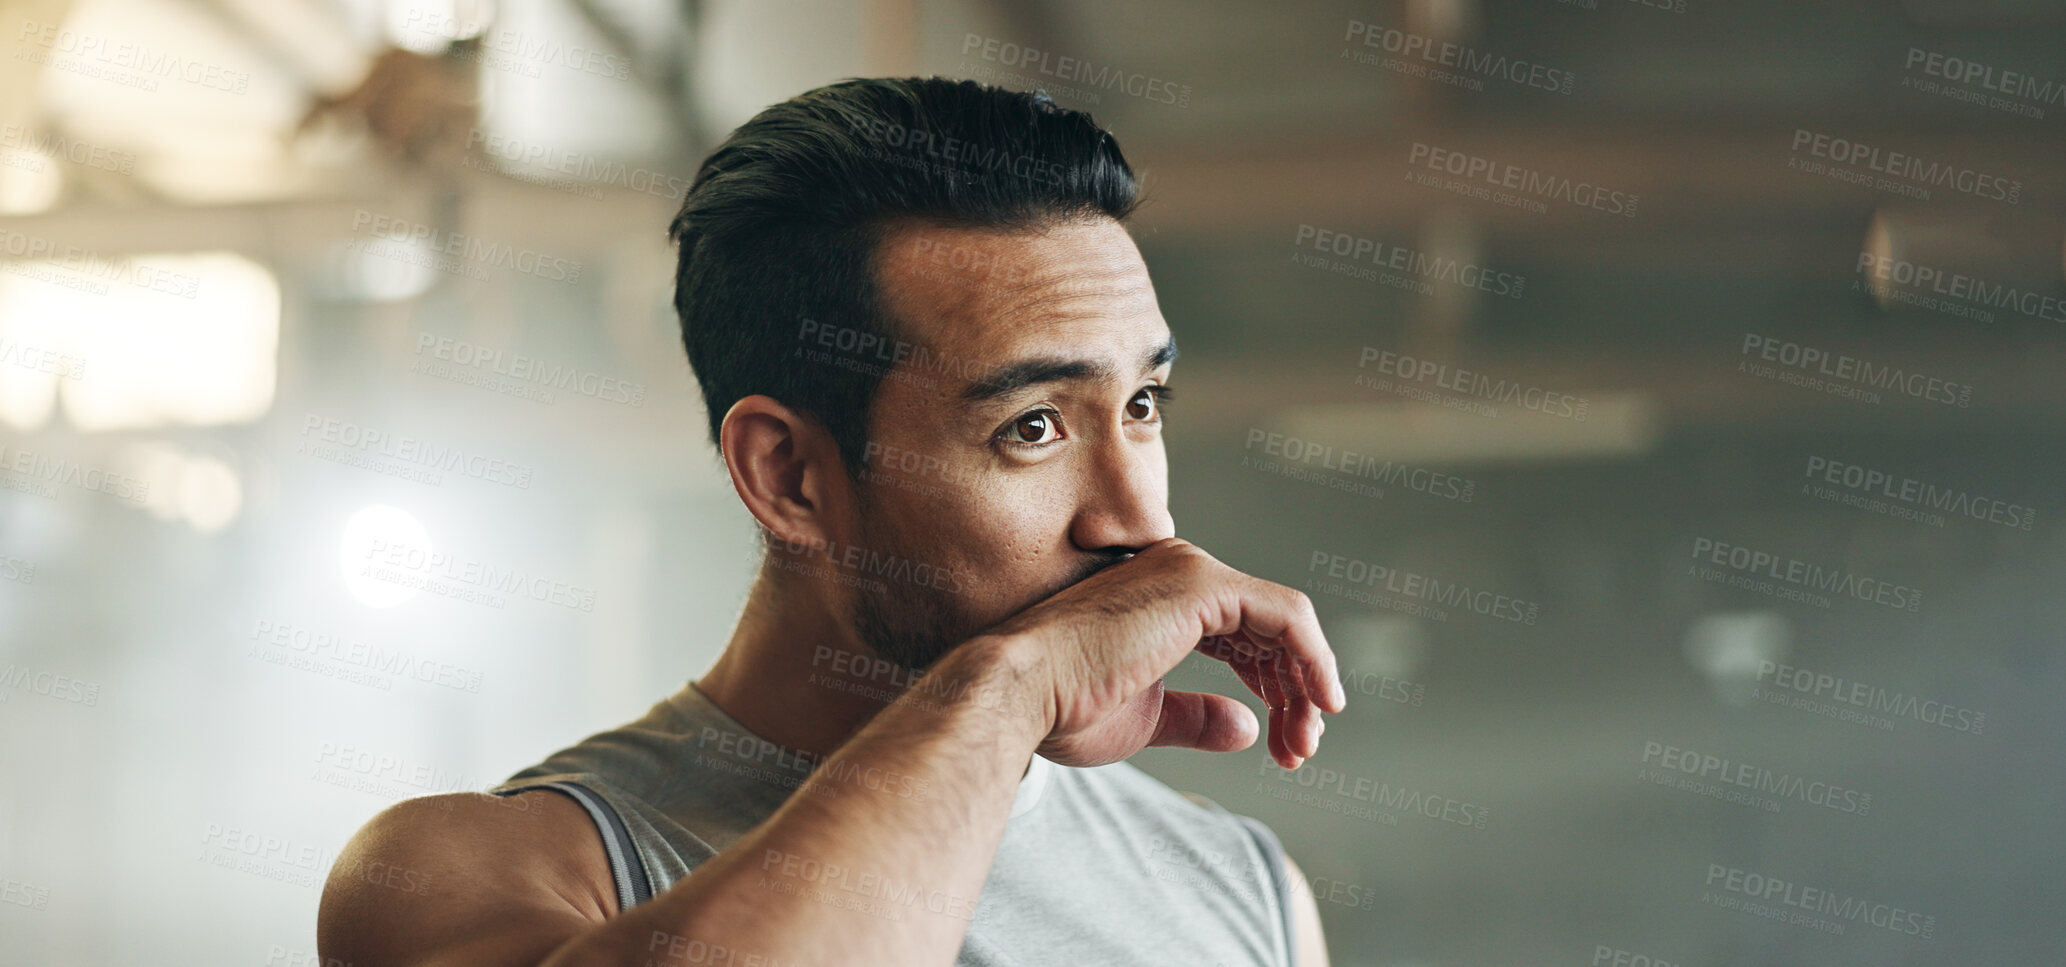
[872,458,1076,603]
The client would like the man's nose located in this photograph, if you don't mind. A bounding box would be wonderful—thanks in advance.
[1069,437,1174,553]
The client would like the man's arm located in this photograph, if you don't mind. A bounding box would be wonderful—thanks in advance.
[321,642,1047,967]
[1280,854,1332,967]
[318,790,620,967]
[319,539,1345,967]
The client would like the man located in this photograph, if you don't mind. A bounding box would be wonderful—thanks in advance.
[319,77,1347,967]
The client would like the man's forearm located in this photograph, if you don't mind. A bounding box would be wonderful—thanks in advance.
[542,636,1050,967]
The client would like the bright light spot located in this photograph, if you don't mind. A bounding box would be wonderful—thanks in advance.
[333,236,438,302]
[478,0,664,162]
[1407,0,1478,41]
[340,505,430,608]
[0,252,278,432]
[118,442,244,534]
[1682,611,1790,706]
[123,443,186,523]
[178,457,242,534]
[386,0,496,54]
[0,366,59,431]
[1333,614,1429,683]
[1863,209,1898,312]
[35,0,304,205]
[0,146,64,214]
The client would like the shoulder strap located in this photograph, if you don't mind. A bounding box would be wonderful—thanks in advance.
[496,780,654,913]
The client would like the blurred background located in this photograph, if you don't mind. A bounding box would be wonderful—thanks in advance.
[2,0,2064,963]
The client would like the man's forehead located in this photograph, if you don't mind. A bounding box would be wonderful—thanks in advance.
[874,218,1162,357]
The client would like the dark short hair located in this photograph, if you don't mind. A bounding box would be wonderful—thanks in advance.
[666,76,1142,472]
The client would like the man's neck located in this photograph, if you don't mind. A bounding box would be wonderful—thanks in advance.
[691,567,1035,782]
[692,568,902,761]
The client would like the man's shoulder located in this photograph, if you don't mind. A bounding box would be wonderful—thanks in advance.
[317,789,619,967]
[489,695,698,801]
[333,789,607,885]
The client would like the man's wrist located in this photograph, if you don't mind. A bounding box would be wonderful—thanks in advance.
[925,632,1054,748]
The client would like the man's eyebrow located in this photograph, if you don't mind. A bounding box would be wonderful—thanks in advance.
[958,336,1178,404]
[1145,335,1178,371]
[959,357,1110,403]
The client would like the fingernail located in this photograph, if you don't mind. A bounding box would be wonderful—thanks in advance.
[1331,678,1347,709]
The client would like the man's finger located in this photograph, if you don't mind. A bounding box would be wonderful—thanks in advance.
[1256,649,1319,760]
[1277,655,1320,759]
[1147,690,1259,753]
[1271,703,1302,769]
[1224,646,1267,701]
[1230,580,1345,715]
[1220,648,1304,769]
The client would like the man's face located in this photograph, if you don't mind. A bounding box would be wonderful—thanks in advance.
[841,216,1177,671]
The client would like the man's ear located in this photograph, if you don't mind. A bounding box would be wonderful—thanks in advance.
[718,394,854,547]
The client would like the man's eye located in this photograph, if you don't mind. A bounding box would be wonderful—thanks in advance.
[1009,409,1060,444]
[1126,388,1161,421]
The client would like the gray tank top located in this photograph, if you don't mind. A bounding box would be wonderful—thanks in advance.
[490,681,1297,966]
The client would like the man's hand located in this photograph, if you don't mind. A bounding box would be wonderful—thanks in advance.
[318,539,1339,967]
[977,538,1347,770]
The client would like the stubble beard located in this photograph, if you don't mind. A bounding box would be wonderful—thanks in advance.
[849,494,979,674]
[848,498,1130,675]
